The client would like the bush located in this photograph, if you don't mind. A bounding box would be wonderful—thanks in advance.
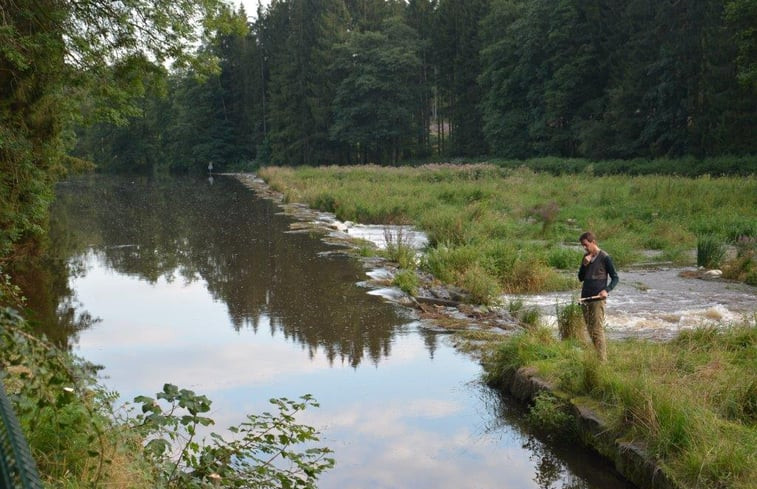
[383,227,417,269]
[547,246,582,269]
[459,263,501,305]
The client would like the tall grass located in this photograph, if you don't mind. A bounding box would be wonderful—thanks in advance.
[259,164,757,299]
[697,234,727,268]
[483,324,757,489]
[556,301,587,342]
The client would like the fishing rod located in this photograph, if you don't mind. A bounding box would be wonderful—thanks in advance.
[578,295,605,303]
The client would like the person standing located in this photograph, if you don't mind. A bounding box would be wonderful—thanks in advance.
[578,231,619,361]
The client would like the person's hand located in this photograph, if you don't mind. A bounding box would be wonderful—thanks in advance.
[582,253,593,265]
[599,290,608,299]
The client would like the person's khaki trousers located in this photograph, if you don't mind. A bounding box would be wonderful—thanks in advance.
[581,299,607,361]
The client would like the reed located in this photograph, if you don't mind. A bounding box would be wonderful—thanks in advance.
[697,234,726,268]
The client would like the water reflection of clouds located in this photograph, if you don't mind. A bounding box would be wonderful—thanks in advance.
[72,260,432,399]
[308,399,537,489]
[49,175,630,489]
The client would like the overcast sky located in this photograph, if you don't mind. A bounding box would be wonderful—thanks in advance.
[236,0,270,19]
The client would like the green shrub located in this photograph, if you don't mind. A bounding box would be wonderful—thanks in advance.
[508,298,524,315]
[383,227,417,269]
[547,246,582,269]
[519,306,542,328]
[459,263,501,305]
[528,391,575,437]
[422,243,478,284]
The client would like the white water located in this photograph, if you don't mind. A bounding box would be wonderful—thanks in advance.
[504,267,756,340]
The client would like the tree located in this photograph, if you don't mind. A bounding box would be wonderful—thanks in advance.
[433,0,490,156]
[405,0,437,157]
[267,0,350,166]
[330,17,424,163]
[479,0,542,158]
[725,0,757,91]
[0,0,230,260]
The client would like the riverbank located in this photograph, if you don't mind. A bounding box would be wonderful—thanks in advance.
[483,325,756,489]
[235,167,756,489]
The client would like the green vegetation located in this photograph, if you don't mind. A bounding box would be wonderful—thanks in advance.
[723,237,757,285]
[697,234,727,269]
[556,300,587,342]
[0,307,333,488]
[393,269,420,296]
[1,0,238,261]
[260,164,757,303]
[72,0,756,174]
[482,324,757,489]
[3,1,756,486]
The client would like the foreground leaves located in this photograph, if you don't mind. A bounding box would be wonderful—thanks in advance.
[1,307,333,488]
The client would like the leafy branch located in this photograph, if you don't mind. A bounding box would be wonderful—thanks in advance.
[132,386,335,488]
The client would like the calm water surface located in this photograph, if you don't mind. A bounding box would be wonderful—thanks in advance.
[21,175,634,489]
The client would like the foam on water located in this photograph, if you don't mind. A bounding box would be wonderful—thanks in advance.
[330,223,428,250]
[502,267,756,340]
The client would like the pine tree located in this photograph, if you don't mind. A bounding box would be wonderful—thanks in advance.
[330,17,424,163]
[433,0,490,156]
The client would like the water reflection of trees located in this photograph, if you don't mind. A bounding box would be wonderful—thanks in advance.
[8,189,100,347]
[477,388,634,489]
[38,175,408,366]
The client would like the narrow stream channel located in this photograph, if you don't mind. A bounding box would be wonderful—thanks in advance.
[17,174,645,488]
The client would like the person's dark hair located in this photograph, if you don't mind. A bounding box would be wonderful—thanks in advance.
[579,231,596,243]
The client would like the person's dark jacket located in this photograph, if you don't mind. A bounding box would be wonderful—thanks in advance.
[578,250,618,298]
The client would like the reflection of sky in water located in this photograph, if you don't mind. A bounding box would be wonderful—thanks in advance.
[71,251,624,489]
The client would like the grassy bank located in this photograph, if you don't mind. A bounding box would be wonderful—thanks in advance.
[481,324,756,489]
[259,164,757,302]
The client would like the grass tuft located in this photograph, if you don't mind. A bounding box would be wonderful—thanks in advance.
[697,234,726,268]
[393,269,419,296]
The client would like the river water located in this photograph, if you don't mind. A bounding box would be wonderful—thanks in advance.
[505,263,756,342]
[19,174,650,488]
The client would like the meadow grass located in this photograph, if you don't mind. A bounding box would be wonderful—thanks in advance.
[483,323,757,489]
[259,164,756,302]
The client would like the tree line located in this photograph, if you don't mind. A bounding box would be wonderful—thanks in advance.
[73,0,757,173]
[2,0,756,261]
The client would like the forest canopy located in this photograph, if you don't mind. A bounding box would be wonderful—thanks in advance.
[0,0,231,259]
[73,0,757,174]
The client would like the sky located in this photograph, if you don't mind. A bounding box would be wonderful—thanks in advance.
[236,0,270,19]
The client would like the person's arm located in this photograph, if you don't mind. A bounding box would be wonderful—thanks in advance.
[605,255,619,292]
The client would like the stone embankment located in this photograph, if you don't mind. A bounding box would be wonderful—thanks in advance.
[490,367,683,489]
[233,172,684,489]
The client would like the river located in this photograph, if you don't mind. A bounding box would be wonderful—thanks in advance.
[18,174,650,488]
